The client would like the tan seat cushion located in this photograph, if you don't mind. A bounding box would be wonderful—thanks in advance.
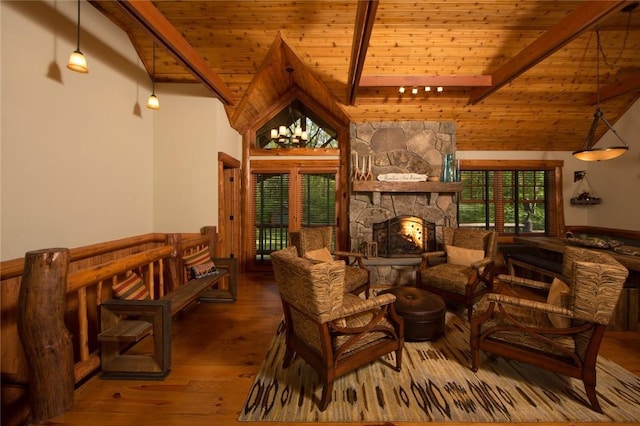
[475,297,575,357]
[344,267,368,294]
[421,263,478,294]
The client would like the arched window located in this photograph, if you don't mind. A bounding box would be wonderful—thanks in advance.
[255,99,338,149]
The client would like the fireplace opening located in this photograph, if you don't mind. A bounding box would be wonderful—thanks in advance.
[373,215,436,257]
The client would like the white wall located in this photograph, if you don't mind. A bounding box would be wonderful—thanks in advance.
[583,99,640,231]
[0,1,241,261]
[1,0,153,260]
[152,84,241,233]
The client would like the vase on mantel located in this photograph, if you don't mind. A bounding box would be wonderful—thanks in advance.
[441,153,455,182]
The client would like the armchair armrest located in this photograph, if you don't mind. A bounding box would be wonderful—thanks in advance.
[420,250,445,269]
[330,293,396,320]
[485,293,574,318]
[497,274,552,292]
[334,250,366,269]
[471,257,494,270]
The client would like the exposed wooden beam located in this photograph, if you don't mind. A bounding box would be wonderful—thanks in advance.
[360,75,492,87]
[347,0,378,105]
[468,1,629,105]
[589,74,640,104]
[115,0,235,106]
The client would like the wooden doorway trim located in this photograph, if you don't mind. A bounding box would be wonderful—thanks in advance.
[218,152,241,263]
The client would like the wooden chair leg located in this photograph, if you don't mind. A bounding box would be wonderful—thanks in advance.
[319,379,334,411]
[584,382,603,413]
[395,347,403,372]
[469,327,480,372]
[282,344,295,368]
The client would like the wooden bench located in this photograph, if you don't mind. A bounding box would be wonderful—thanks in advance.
[98,258,237,380]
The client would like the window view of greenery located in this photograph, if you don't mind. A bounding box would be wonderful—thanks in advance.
[254,173,336,260]
[458,170,548,235]
[254,174,289,261]
[255,100,338,149]
[301,174,336,226]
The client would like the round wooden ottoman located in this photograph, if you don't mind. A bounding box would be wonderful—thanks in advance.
[380,286,446,341]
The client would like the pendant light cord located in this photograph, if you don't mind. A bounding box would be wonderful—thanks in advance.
[594,5,635,108]
[597,6,634,69]
[152,41,156,94]
[595,30,601,109]
[76,0,81,51]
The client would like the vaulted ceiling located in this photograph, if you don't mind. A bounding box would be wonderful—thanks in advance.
[89,0,640,151]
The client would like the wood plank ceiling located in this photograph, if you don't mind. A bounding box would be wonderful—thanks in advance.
[89,0,640,152]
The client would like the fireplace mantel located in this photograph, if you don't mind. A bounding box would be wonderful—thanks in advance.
[352,181,462,193]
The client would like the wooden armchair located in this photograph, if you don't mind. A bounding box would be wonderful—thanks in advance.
[289,226,370,297]
[417,227,498,321]
[470,246,629,413]
[271,246,404,411]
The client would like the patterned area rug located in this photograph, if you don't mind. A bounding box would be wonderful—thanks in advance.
[238,312,640,422]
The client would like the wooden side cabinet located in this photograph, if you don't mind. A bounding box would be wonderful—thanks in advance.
[98,299,171,380]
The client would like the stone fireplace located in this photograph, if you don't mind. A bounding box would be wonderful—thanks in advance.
[349,121,458,285]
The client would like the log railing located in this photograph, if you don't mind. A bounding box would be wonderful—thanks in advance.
[66,245,174,384]
[1,227,221,425]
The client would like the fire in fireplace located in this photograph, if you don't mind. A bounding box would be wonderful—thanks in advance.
[373,215,436,257]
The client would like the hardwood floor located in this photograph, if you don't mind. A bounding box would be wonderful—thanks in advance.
[51,272,640,426]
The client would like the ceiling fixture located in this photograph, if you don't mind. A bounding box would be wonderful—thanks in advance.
[398,86,443,94]
[67,0,88,73]
[147,41,160,110]
[270,68,308,147]
[573,4,636,161]
[270,103,308,147]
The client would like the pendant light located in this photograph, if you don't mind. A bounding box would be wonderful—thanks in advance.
[572,11,634,161]
[147,41,160,110]
[67,0,88,73]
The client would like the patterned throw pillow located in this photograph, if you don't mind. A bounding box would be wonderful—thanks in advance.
[183,247,211,280]
[112,272,150,300]
[190,261,218,279]
[547,278,571,328]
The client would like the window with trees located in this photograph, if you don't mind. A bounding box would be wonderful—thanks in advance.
[250,99,343,268]
[252,165,338,264]
[457,161,563,237]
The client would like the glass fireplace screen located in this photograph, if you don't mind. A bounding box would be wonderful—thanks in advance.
[372,215,436,257]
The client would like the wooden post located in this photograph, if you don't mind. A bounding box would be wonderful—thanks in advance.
[17,248,74,424]
[201,226,219,257]
[166,233,183,291]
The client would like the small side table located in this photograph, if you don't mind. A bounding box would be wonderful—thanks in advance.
[380,286,446,341]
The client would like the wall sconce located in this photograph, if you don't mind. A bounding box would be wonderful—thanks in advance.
[67,0,88,73]
[147,41,160,110]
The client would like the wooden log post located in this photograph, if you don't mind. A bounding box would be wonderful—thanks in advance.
[201,226,219,257]
[17,249,74,424]
[166,233,183,292]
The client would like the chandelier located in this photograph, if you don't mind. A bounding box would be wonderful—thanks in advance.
[270,103,308,147]
[572,5,635,162]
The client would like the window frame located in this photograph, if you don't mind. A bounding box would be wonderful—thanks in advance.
[248,159,340,270]
[458,160,565,241]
